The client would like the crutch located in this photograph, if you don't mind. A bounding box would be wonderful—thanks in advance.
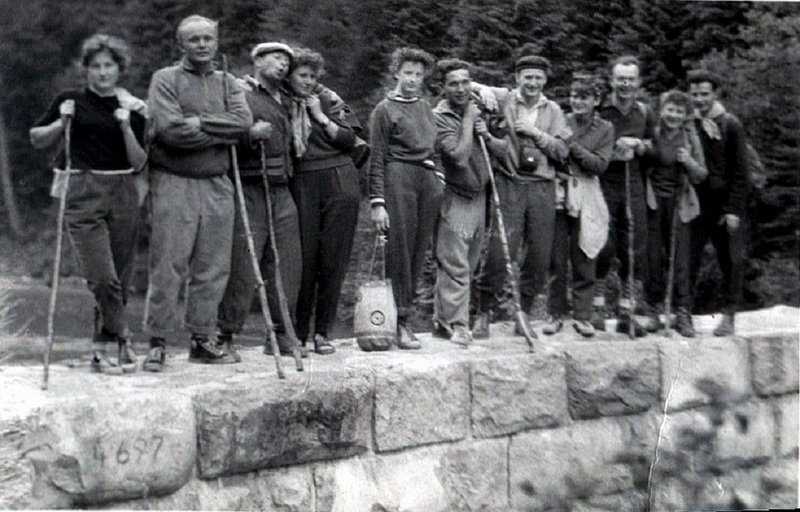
[42,116,72,390]
[624,161,636,339]
[479,136,537,352]
[223,55,285,379]
[259,142,303,371]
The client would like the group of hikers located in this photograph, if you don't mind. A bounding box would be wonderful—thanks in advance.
[30,14,749,374]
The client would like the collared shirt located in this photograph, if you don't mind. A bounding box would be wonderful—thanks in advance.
[597,93,656,188]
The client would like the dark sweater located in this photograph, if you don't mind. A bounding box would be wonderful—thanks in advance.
[35,88,145,170]
[368,95,437,204]
[693,113,749,217]
[433,99,489,199]
[294,91,358,173]
[598,98,656,188]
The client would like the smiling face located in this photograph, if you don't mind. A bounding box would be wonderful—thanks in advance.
[443,68,471,109]
[394,61,426,99]
[660,101,688,130]
[255,51,291,84]
[689,81,716,117]
[289,65,318,97]
[516,68,547,102]
[86,50,120,95]
[610,63,641,102]
[569,89,599,117]
[178,19,218,66]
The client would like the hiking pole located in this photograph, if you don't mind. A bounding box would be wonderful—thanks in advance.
[42,115,72,390]
[259,142,303,371]
[223,55,285,379]
[479,136,536,351]
[624,160,636,339]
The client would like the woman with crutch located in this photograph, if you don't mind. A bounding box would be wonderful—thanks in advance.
[286,47,362,355]
[30,34,147,374]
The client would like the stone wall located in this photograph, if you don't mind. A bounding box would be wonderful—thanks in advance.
[1,307,797,511]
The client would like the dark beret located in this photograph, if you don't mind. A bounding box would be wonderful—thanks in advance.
[515,55,550,74]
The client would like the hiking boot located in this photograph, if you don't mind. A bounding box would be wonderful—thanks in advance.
[397,324,421,350]
[142,340,166,373]
[471,313,490,340]
[573,320,596,338]
[216,330,242,363]
[616,314,647,338]
[189,336,237,364]
[432,321,452,340]
[450,324,472,348]
[542,316,564,336]
[590,310,606,332]
[313,333,336,355]
[674,308,696,338]
[117,333,138,373]
[642,303,664,333]
[713,313,735,337]
[91,348,123,375]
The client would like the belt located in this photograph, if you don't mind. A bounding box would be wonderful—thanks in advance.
[53,167,135,176]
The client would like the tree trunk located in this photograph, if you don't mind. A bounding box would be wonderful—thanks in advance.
[0,110,24,238]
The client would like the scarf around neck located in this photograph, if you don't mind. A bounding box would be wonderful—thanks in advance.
[291,96,313,158]
[694,100,727,141]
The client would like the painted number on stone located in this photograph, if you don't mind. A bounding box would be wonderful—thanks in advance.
[93,435,163,466]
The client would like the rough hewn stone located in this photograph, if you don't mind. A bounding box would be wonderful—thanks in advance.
[762,457,798,509]
[508,418,637,510]
[750,335,799,396]
[374,359,470,452]
[565,342,659,419]
[315,439,508,512]
[775,394,799,457]
[659,337,751,410]
[471,353,568,437]
[18,392,196,508]
[195,373,372,478]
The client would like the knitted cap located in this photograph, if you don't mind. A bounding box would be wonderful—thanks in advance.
[515,55,550,74]
[251,42,294,61]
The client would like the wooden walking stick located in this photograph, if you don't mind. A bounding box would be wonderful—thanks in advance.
[223,55,285,379]
[624,160,636,339]
[259,142,303,371]
[42,116,72,390]
[479,136,537,352]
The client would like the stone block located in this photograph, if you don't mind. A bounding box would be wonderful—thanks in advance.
[315,439,508,512]
[195,373,372,478]
[509,418,638,510]
[471,353,568,437]
[109,467,314,511]
[565,342,659,419]
[750,334,800,396]
[17,392,196,508]
[374,360,469,452]
[775,394,799,457]
[659,337,751,410]
[762,457,798,509]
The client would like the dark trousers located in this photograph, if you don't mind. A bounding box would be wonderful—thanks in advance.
[595,178,648,295]
[476,175,555,312]
[384,162,444,320]
[548,211,595,321]
[66,174,140,337]
[218,180,302,334]
[291,164,360,339]
[689,208,746,314]
[644,195,691,310]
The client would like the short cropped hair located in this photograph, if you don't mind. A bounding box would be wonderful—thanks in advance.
[436,58,472,83]
[389,47,434,76]
[659,89,692,111]
[80,34,131,73]
[687,69,721,89]
[176,15,218,39]
[611,55,641,72]
[570,72,603,99]
[290,47,325,78]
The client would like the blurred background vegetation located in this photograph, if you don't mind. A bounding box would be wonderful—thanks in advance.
[0,0,797,314]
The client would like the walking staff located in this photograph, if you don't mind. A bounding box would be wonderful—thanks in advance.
[41,115,71,390]
[479,136,536,351]
[624,160,636,339]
